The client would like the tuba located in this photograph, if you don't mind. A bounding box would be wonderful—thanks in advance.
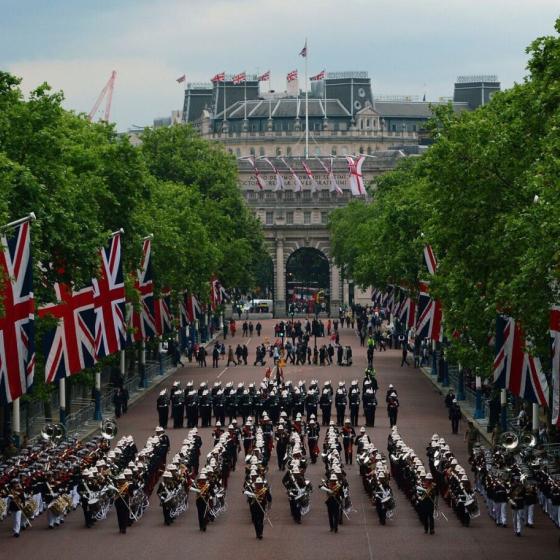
[41,422,66,443]
[519,432,536,448]
[498,431,519,451]
[100,418,118,440]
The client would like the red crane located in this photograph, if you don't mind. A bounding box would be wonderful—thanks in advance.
[88,70,117,122]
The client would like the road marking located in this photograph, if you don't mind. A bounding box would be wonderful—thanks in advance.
[246,337,252,346]
[361,501,374,560]
[217,366,228,379]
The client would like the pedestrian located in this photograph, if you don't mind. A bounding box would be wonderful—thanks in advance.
[227,345,237,367]
[156,389,169,428]
[400,343,409,367]
[113,387,124,418]
[212,344,220,368]
[256,322,262,336]
[464,421,478,457]
[449,399,461,434]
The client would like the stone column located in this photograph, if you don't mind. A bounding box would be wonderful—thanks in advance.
[330,263,341,316]
[275,239,286,317]
[342,278,350,306]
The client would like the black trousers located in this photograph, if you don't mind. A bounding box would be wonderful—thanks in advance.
[321,407,331,425]
[81,498,93,528]
[158,407,168,429]
[115,498,129,533]
[388,409,398,427]
[326,498,340,531]
[350,405,359,426]
[364,406,376,427]
[375,500,387,525]
[162,503,172,525]
[250,503,264,538]
[196,498,207,531]
[336,406,345,426]
[451,418,459,434]
[420,505,434,533]
[289,499,301,523]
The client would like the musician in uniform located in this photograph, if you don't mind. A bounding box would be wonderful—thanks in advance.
[335,383,347,427]
[509,476,526,536]
[171,388,184,429]
[275,424,289,471]
[194,473,211,532]
[283,467,312,524]
[373,472,393,525]
[246,477,272,539]
[157,471,175,525]
[307,418,320,464]
[319,386,332,426]
[386,391,399,428]
[114,473,133,534]
[341,420,356,466]
[8,479,28,537]
[417,472,436,534]
[348,381,360,427]
[524,481,537,528]
[321,474,343,533]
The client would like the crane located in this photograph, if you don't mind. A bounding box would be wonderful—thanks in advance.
[88,70,117,122]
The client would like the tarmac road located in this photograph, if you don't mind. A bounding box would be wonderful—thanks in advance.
[2,319,558,560]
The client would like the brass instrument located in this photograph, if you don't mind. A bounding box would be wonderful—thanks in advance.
[100,418,118,440]
[498,431,519,451]
[41,422,66,443]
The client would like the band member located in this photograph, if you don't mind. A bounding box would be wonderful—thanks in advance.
[320,386,332,426]
[509,476,526,537]
[156,389,169,429]
[374,473,393,525]
[245,477,272,539]
[114,473,133,534]
[320,474,343,533]
[342,420,356,465]
[387,391,399,428]
[275,425,290,471]
[194,473,211,532]
[335,383,347,427]
[417,473,436,534]
[348,381,360,427]
[362,386,377,427]
[307,418,320,464]
[157,471,175,526]
[8,480,28,537]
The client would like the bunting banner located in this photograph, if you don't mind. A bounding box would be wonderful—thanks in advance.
[493,315,549,406]
[346,155,366,196]
[132,237,155,342]
[93,232,126,359]
[551,306,560,425]
[39,283,95,383]
[0,221,35,404]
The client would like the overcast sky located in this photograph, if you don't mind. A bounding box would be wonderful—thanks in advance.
[2,0,559,131]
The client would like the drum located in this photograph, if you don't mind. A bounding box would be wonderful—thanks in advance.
[465,497,480,518]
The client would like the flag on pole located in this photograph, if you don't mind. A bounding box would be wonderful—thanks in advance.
[346,155,366,196]
[176,74,186,83]
[416,281,443,342]
[550,306,560,425]
[281,158,303,192]
[232,72,246,84]
[211,72,225,82]
[132,237,155,342]
[39,283,96,383]
[258,70,270,82]
[93,232,126,359]
[493,315,549,406]
[154,291,173,336]
[185,294,202,323]
[299,41,307,57]
[301,160,318,193]
[317,158,342,194]
[287,70,298,82]
[247,157,266,191]
[310,70,325,81]
[424,245,438,275]
[263,158,284,191]
[0,221,35,404]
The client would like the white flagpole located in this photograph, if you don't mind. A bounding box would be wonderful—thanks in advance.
[223,79,226,123]
[324,72,327,120]
[244,72,247,121]
[305,39,309,159]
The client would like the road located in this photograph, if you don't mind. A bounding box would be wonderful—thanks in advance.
[2,319,558,560]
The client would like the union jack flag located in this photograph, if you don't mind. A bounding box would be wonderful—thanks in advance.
[423,245,438,275]
[210,278,228,311]
[299,41,307,58]
[0,221,35,404]
[416,281,443,342]
[232,72,246,85]
[398,296,416,330]
[39,283,95,383]
[493,315,549,406]
[93,232,126,359]
[287,70,298,82]
[258,70,270,82]
[371,288,382,306]
[154,291,173,336]
[310,70,325,81]
[132,238,155,341]
[550,307,560,424]
[247,157,266,191]
[301,161,318,193]
[183,293,202,324]
[346,155,366,196]
[211,72,225,82]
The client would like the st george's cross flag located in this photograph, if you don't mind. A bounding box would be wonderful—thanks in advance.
[493,315,549,406]
[346,155,366,196]
[132,237,155,342]
[39,283,96,383]
[0,221,35,404]
[550,306,560,425]
[93,232,126,359]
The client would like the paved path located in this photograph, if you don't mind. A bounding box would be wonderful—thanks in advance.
[2,320,558,559]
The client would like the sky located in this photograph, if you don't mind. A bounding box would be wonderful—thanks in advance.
[1,0,559,131]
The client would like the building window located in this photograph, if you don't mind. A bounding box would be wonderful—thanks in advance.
[360,120,364,130]
[391,124,396,132]
[286,211,294,225]
[265,211,273,225]
[367,146,372,155]
[259,146,265,156]
[366,118,370,128]
[315,147,321,156]
[287,146,292,156]
[321,211,328,224]
[250,147,255,156]
[276,147,282,156]
[247,190,256,200]
[359,146,364,154]
[236,147,241,156]
[284,190,293,200]
[304,211,311,225]
[303,190,311,200]
[258,191,264,201]
[331,147,337,156]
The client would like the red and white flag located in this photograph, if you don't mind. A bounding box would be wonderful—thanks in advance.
[0,221,35,404]
[93,232,126,359]
[211,72,225,82]
[154,290,173,336]
[299,41,307,58]
[551,306,560,425]
[301,161,318,193]
[263,158,284,191]
[281,158,303,192]
[317,158,342,194]
[424,245,438,275]
[346,155,366,196]
[247,157,266,191]
[185,293,202,323]
[310,70,325,81]
[287,70,298,82]
[132,237,155,341]
[258,70,271,82]
[233,72,246,85]
[176,74,186,83]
